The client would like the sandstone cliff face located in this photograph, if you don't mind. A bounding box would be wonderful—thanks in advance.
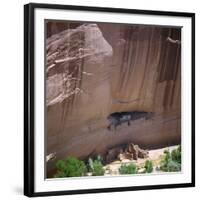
[46,22,181,174]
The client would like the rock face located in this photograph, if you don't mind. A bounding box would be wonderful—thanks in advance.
[46,22,181,176]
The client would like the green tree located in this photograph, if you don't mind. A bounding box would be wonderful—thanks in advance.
[54,156,87,178]
[171,145,181,164]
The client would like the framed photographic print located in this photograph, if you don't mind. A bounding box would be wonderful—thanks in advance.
[24,3,195,197]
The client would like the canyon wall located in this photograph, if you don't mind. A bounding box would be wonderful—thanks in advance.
[46,21,181,175]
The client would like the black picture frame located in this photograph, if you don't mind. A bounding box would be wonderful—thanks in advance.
[24,3,195,197]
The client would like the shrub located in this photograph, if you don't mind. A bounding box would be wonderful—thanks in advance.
[88,156,105,176]
[119,164,137,174]
[54,156,87,178]
[144,160,153,173]
[160,146,181,172]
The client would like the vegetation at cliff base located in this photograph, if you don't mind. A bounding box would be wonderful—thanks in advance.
[88,155,105,176]
[119,163,137,174]
[144,160,153,173]
[52,146,181,178]
[171,145,181,164]
[54,156,87,178]
[160,146,181,172]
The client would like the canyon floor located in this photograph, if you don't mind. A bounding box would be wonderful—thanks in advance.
[101,145,179,176]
